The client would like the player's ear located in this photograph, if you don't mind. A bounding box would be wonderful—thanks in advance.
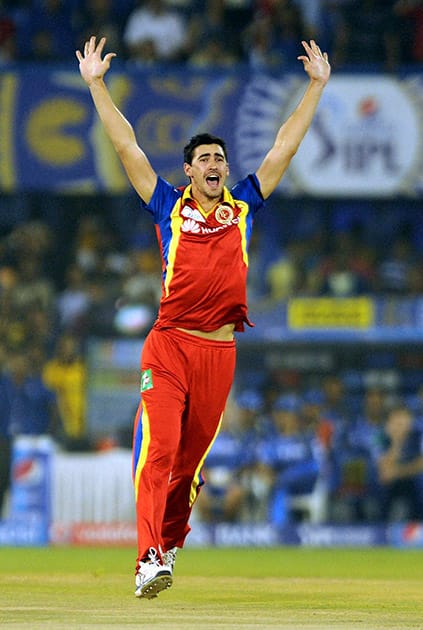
[183,162,191,178]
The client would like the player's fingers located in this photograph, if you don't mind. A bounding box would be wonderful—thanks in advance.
[323,52,329,63]
[104,52,117,65]
[96,36,107,56]
[301,40,314,60]
[84,40,89,56]
[310,40,321,57]
[75,50,83,62]
[88,35,96,54]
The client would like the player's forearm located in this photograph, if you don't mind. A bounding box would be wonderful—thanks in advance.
[88,78,137,153]
[274,78,326,155]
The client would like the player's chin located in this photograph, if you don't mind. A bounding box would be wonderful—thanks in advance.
[206,185,224,199]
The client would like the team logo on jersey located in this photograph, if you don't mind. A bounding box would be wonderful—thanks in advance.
[215,204,234,225]
[140,368,154,392]
[181,205,206,223]
[181,218,201,233]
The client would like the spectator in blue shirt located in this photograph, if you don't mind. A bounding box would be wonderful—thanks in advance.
[194,403,247,524]
[257,393,320,527]
[7,350,61,438]
[378,404,423,522]
[332,387,388,522]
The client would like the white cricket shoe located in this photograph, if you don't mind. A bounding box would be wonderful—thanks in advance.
[135,548,173,599]
[162,547,178,572]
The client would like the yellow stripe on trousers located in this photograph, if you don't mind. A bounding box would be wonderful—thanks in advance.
[189,412,224,507]
[134,400,151,502]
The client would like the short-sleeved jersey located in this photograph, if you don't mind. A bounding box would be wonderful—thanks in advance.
[142,173,264,332]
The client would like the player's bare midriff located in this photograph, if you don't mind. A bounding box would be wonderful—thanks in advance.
[176,323,235,341]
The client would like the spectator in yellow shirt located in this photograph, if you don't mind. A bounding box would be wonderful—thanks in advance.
[43,334,87,442]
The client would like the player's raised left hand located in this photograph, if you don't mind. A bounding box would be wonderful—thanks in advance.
[297,40,331,86]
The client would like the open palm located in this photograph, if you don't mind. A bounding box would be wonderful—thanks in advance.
[298,40,331,85]
[76,36,116,85]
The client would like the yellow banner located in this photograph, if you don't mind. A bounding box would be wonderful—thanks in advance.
[288,298,374,329]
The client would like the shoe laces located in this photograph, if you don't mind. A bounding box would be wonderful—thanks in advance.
[146,547,161,567]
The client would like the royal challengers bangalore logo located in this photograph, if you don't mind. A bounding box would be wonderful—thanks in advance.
[215,204,234,225]
[140,368,153,392]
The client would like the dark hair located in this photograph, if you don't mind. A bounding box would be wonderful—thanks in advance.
[183,133,228,164]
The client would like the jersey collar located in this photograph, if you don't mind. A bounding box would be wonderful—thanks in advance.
[182,185,236,209]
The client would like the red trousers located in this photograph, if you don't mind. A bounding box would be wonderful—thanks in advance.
[132,327,236,564]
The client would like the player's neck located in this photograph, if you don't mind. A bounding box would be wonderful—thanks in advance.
[190,187,223,213]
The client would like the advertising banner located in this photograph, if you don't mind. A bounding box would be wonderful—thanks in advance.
[3,435,53,546]
[0,66,423,196]
[288,297,375,330]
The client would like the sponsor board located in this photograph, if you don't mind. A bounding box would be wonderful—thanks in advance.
[47,522,391,548]
[288,298,374,330]
[0,515,50,546]
[387,523,423,548]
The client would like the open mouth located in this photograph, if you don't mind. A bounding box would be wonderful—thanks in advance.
[206,174,220,190]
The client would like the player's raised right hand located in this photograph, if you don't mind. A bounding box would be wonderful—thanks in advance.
[76,36,116,86]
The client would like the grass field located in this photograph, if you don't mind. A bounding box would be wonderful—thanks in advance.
[1,546,423,628]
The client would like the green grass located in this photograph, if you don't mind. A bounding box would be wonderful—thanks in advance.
[1,547,423,628]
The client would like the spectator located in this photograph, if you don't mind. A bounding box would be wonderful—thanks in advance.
[377,236,416,294]
[188,36,238,68]
[300,388,333,450]
[332,387,388,522]
[43,333,87,443]
[293,0,323,38]
[187,0,240,65]
[331,0,399,70]
[121,246,162,311]
[394,0,423,63]
[265,241,306,302]
[11,257,54,315]
[256,393,320,527]
[194,408,247,523]
[0,7,16,64]
[123,0,187,63]
[319,248,371,297]
[234,389,274,521]
[321,374,351,425]
[74,0,125,59]
[56,264,91,333]
[7,350,62,439]
[22,0,76,62]
[378,404,423,522]
[243,1,305,71]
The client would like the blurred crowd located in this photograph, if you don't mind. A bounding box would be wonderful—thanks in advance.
[0,0,423,71]
[248,197,423,304]
[0,203,422,525]
[195,379,423,527]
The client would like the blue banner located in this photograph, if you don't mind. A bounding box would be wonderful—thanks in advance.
[0,65,246,192]
[1,65,423,195]
[5,436,53,546]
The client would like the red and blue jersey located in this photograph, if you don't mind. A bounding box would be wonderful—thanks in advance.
[142,173,265,332]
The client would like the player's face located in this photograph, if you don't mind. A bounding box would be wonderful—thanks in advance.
[184,143,229,201]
